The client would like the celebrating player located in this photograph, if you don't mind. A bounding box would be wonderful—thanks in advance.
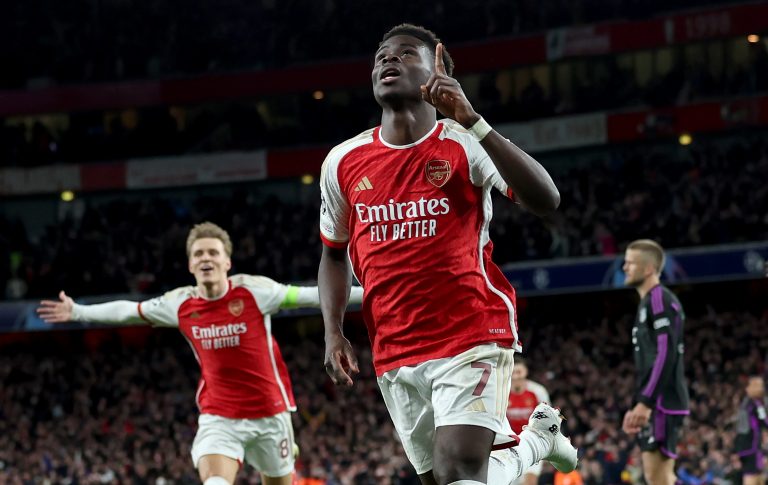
[507,359,551,485]
[38,222,363,485]
[735,376,768,485]
[318,23,576,485]
[622,239,689,485]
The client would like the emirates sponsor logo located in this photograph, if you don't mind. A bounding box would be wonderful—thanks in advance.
[228,299,244,316]
[354,197,450,243]
[191,322,248,339]
[425,159,451,187]
[354,197,449,223]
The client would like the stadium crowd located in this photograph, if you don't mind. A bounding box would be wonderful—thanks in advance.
[0,0,745,89]
[2,40,766,167]
[1,307,765,484]
[2,135,766,301]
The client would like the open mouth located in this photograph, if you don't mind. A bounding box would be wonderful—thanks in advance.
[380,67,401,84]
[200,265,214,275]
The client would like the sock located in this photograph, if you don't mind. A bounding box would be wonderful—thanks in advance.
[487,430,551,485]
[517,428,551,469]
[487,448,521,484]
[447,481,485,485]
[203,477,230,485]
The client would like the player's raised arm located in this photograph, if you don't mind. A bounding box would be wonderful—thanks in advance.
[421,43,560,217]
[318,245,359,387]
[37,290,145,325]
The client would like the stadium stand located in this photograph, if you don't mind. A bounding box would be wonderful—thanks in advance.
[1,133,766,300]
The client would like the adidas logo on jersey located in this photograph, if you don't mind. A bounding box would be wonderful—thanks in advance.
[354,177,373,192]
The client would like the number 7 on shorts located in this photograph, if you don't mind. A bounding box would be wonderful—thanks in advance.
[471,361,492,396]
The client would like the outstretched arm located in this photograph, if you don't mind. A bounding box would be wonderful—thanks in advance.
[318,245,359,387]
[37,291,145,325]
[421,43,560,217]
[279,284,363,309]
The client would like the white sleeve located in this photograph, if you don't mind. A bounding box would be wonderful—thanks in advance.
[136,287,189,327]
[465,135,516,201]
[280,285,362,309]
[319,150,351,247]
[281,286,321,309]
[234,275,290,315]
[71,301,144,325]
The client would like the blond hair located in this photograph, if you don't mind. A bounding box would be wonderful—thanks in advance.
[186,222,233,257]
[627,239,665,275]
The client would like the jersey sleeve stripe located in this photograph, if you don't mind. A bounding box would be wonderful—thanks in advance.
[642,333,668,398]
[320,233,348,248]
[651,286,664,315]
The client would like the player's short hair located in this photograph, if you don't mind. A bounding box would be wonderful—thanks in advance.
[186,222,233,258]
[627,239,665,274]
[381,23,454,76]
[515,357,527,368]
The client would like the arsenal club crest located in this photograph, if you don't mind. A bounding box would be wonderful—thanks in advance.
[228,299,244,317]
[425,159,452,187]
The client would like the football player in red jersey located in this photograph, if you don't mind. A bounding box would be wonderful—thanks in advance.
[318,24,576,485]
[38,222,363,485]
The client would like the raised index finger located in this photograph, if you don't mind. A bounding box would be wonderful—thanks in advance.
[434,43,446,75]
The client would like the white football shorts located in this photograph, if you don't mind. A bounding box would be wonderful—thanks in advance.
[377,343,517,474]
[191,411,295,477]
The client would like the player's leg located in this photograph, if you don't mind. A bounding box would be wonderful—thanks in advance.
[197,455,240,484]
[741,453,764,485]
[431,346,576,485]
[640,451,675,485]
[433,424,495,483]
[244,411,297,485]
[377,366,439,485]
[744,474,761,485]
[418,472,439,485]
[637,409,682,485]
[429,344,516,484]
[192,414,246,485]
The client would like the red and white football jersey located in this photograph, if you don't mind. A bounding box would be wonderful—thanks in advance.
[137,274,296,419]
[319,120,521,375]
[506,380,550,433]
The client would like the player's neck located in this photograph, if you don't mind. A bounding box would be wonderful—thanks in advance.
[379,104,436,145]
[511,382,524,393]
[199,279,228,300]
[636,276,660,299]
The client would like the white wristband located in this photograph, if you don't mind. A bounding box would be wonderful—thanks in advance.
[468,117,492,141]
